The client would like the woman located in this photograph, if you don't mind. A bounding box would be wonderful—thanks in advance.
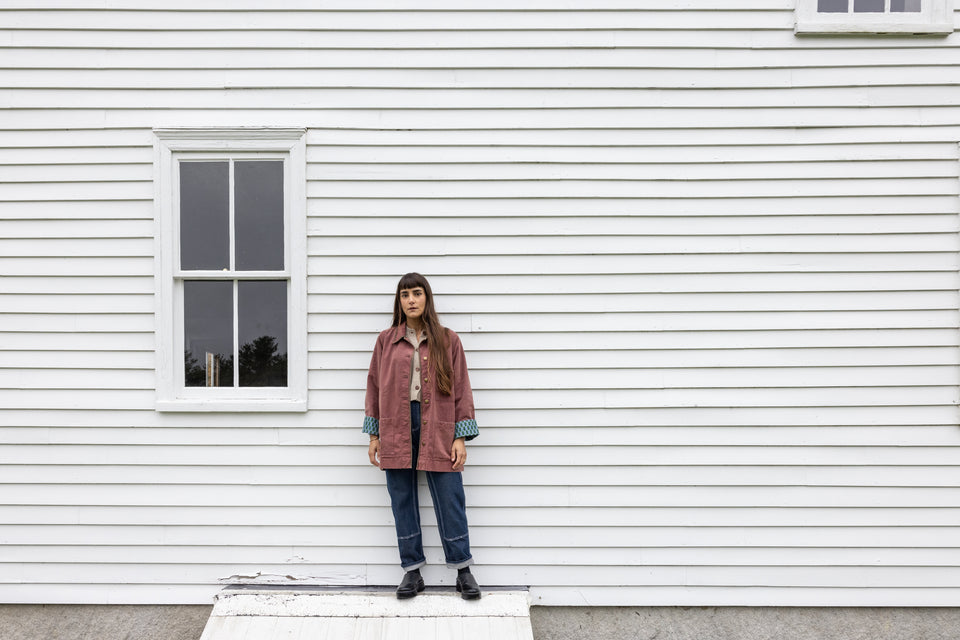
[363,272,481,600]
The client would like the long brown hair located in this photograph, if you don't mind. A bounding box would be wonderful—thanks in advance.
[391,272,452,395]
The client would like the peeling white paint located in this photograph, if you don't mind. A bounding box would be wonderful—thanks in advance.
[217,572,363,585]
[209,588,532,618]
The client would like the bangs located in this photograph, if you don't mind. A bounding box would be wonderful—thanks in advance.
[397,272,429,292]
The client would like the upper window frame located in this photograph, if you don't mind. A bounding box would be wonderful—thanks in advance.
[153,128,308,412]
[795,0,953,34]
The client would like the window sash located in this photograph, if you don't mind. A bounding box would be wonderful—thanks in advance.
[176,278,290,393]
[174,154,289,277]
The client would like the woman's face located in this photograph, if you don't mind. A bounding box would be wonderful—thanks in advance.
[399,286,427,322]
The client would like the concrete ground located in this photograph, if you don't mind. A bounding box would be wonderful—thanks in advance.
[0,604,212,640]
[3,604,960,639]
[530,606,960,640]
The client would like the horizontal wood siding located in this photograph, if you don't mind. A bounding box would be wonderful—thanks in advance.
[1,1,959,606]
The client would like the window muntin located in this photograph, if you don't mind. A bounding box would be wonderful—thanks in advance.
[154,128,306,412]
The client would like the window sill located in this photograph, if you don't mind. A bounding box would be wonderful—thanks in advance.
[156,398,308,413]
[795,21,953,34]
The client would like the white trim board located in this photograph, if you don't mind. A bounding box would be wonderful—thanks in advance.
[199,588,535,640]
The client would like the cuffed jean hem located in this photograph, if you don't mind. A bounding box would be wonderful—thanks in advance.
[401,559,427,572]
[446,556,474,570]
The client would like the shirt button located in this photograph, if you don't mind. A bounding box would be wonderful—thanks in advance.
[415,385,420,390]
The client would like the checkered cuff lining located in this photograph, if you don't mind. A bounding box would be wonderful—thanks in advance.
[362,415,379,436]
[454,418,479,441]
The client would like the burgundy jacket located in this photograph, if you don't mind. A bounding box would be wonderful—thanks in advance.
[363,323,479,472]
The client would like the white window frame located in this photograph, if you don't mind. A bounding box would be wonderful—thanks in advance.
[795,0,953,34]
[153,128,307,412]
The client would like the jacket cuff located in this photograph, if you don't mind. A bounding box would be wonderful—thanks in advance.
[362,415,379,436]
[454,418,479,441]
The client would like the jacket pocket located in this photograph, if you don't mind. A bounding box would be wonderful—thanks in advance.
[379,417,401,457]
[427,420,455,460]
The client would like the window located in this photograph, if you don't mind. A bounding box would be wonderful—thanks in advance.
[153,129,307,411]
[795,0,952,33]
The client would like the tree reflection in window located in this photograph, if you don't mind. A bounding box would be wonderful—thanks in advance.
[185,335,286,387]
[239,335,288,387]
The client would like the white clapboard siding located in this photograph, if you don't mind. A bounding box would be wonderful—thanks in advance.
[8,546,960,567]
[6,463,960,487]
[8,71,960,93]
[9,45,960,69]
[1,0,960,608]
[5,108,960,132]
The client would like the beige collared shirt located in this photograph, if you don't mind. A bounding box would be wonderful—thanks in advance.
[404,325,428,402]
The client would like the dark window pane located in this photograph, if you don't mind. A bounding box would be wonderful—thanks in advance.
[238,280,288,387]
[235,161,284,271]
[180,162,229,270]
[853,0,884,11]
[890,0,921,10]
[818,0,848,11]
[184,280,234,387]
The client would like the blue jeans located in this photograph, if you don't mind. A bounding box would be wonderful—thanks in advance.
[384,401,473,571]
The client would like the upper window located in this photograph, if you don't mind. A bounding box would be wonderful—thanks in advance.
[795,0,953,33]
[153,129,307,411]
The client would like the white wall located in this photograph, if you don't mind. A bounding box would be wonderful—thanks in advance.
[1,1,959,606]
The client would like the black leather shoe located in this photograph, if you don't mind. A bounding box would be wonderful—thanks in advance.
[455,571,481,600]
[396,570,425,599]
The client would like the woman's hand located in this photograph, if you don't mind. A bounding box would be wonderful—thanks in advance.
[451,437,466,471]
[368,437,380,466]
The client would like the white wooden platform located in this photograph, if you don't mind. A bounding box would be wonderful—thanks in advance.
[199,586,534,640]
